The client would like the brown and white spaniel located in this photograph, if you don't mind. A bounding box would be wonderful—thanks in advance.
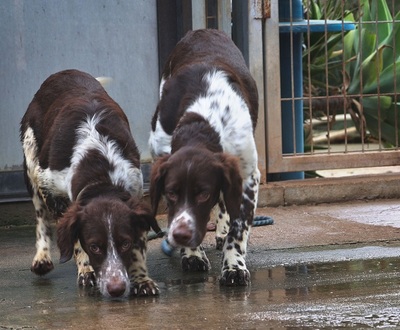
[149,29,260,286]
[20,69,161,298]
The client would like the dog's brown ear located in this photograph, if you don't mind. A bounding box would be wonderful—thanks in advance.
[127,198,162,234]
[57,202,81,264]
[218,153,243,221]
[149,155,170,217]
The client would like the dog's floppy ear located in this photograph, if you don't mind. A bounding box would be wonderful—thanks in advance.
[218,153,243,221]
[150,155,170,217]
[126,198,162,234]
[57,202,81,264]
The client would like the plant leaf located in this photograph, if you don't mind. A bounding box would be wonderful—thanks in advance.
[363,60,400,94]
[361,45,386,89]
[364,101,400,145]
[381,11,400,67]
[344,29,357,77]
[310,0,322,19]
[361,95,393,113]
[370,0,392,43]
[348,29,377,94]
[384,102,400,127]
[360,0,372,24]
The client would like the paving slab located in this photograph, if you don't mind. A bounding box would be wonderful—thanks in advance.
[189,199,400,253]
[1,199,400,329]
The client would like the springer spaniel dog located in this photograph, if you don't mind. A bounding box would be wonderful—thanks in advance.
[20,69,161,298]
[149,29,260,286]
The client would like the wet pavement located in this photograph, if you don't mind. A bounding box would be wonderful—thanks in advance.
[1,199,400,329]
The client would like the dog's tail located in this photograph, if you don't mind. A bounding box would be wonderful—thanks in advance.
[96,76,113,88]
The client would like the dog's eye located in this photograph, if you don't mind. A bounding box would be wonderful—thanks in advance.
[89,244,101,254]
[166,191,178,203]
[196,191,210,203]
[120,240,132,252]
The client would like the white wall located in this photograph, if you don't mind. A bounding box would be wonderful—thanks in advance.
[0,0,159,171]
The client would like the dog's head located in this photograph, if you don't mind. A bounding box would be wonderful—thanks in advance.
[57,196,155,298]
[150,146,242,248]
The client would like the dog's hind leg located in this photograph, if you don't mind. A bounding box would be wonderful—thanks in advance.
[74,241,96,286]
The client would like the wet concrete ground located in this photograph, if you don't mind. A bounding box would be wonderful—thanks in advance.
[1,199,400,329]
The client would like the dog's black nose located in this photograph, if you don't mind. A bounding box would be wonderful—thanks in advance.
[107,278,127,297]
[172,224,193,246]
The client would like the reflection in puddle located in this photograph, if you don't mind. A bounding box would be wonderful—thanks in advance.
[245,258,400,328]
[133,257,400,328]
[3,236,400,330]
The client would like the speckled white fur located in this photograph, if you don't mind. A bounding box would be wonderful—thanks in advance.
[97,214,130,298]
[186,70,259,180]
[24,113,143,203]
[168,209,197,248]
[67,113,143,199]
[149,70,259,181]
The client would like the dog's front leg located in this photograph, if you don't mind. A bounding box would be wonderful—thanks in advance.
[219,218,251,286]
[219,168,260,286]
[23,127,54,276]
[181,246,211,271]
[31,194,54,275]
[213,197,230,251]
[129,233,159,296]
[74,241,95,286]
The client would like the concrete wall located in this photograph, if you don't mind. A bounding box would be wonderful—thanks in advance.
[0,0,159,174]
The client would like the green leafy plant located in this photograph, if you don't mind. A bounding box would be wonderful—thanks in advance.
[345,0,400,145]
[303,0,400,146]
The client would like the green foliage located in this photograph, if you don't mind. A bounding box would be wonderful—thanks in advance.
[303,0,356,91]
[303,0,400,146]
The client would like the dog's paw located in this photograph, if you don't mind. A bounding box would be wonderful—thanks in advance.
[219,269,250,286]
[182,255,211,272]
[31,259,54,276]
[78,271,96,287]
[132,280,160,296]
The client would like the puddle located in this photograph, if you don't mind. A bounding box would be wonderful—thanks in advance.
[246,259,400,328]
[2,254,400,329]
[2,225,400,329]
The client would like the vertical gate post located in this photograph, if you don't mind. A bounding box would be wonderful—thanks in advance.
[277,0,305,180]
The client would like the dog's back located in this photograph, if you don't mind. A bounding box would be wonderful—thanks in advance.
[160,29,258,127]
[162,29,252,85]
[21,70,103,146]
[20,68,142,230]
[21,70,137,173]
